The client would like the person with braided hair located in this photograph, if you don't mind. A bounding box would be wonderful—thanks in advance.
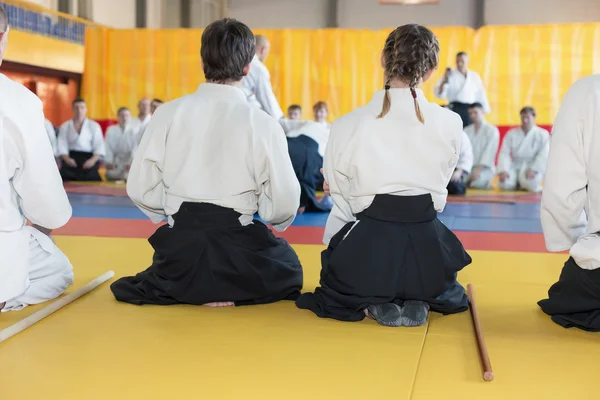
[296,24,471,327]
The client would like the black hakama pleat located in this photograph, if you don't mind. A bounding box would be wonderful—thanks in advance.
[538,257,600,332]
[287,135,332,212]
[296,194,471,322]
[449,102,472,128]
[60,150,102,181]
[111,202,303,306]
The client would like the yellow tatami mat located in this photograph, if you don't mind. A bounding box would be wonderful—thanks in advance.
[1,237,599,399]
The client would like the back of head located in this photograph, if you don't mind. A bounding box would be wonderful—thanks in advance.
[201,18,255,83]
[379,24,440,122]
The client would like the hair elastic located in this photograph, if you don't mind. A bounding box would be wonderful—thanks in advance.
[385,84,390,90]
[410,87,417,99]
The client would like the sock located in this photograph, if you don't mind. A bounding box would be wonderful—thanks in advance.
[366,303,403,327]
[401,301,429,327]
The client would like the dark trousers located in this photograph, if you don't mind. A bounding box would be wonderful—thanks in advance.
[449,102,471,128]
[447,170,467,195]
[60,150,102,181]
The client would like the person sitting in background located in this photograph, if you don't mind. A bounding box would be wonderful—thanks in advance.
[104,107,138,181]
[447,130,473,195]
[130,97,151,143]
[464,102,500,189]
[313,101,330,129]
[57,98,105,181]
[287,104,302,120]
[285,120,333,213]
[150,98,163,115]
[44,118,58,158]
[497,106,549,192]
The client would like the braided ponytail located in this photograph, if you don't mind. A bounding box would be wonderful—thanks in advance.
[378,24,439,124]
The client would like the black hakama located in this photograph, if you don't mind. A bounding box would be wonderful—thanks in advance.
[449,102,472,128]
[296,194,471,321]
[287,135,332,212]
[538,257,600,332]
[60,150,102,181]
[111,202,303,306]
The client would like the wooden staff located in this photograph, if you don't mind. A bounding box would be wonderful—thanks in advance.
[0,271,115,343]
[467,284,494,381]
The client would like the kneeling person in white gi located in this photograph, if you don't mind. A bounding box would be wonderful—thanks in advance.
[105,107,137,181]
[497,106,549,192]
[0,6,74,311]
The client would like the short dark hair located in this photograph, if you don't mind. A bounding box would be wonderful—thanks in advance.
[0,5,7,33]
[520,106,536,117]
[151,98,163,104]
[457,51,468,57]
[469,102,483,110]
[117,106,130,115]
[288,104,301,112]
[201,18,255,83]
[72,97,86,107]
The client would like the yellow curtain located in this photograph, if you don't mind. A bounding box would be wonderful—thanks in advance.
[473,23,600,126]
[83,24,600,125]
[83,27,472,121]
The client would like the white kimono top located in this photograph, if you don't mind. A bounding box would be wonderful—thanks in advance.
[57,118,106,156]
[104,124,138,166]
[0,73,72,302]
[541,74,600,270]
[127,83,300,232]
[242,56,284,120]
[464,121,500,172]
[323,88,463,244]
[434,69,491,113]
[497,125,550,174]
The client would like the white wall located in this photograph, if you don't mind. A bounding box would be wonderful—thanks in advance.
[227,0,330,29]
[90,0,136,28]
[338,0,478,29]
[484,0,600,25]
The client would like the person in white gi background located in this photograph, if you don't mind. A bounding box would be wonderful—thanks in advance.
[57,98,106,181]
[104,106,138,181]
[435,51,490,127]
[0,5,74,312]
[464,102,500,189]
[242,35,284,120]
[496,106,549,192]
[538,74,600,332]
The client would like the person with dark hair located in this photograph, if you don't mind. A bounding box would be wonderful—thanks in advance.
[57,98,105,181]
[296,24,471,327]
[104,107,137,181]
[150,98,163,114]
[464,102,500,189]
[538,74,600,331]
[287,104,302,120]
[111,18,303,308]
[242,35,284,120]
[434,51,490,127]
[313,101,330,129]
[497,106,549,192]
[0,4,74,312]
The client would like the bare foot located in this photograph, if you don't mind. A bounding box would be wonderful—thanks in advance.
[297,206,306,215]
[203,302,234,307]
[0,302,5,311]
